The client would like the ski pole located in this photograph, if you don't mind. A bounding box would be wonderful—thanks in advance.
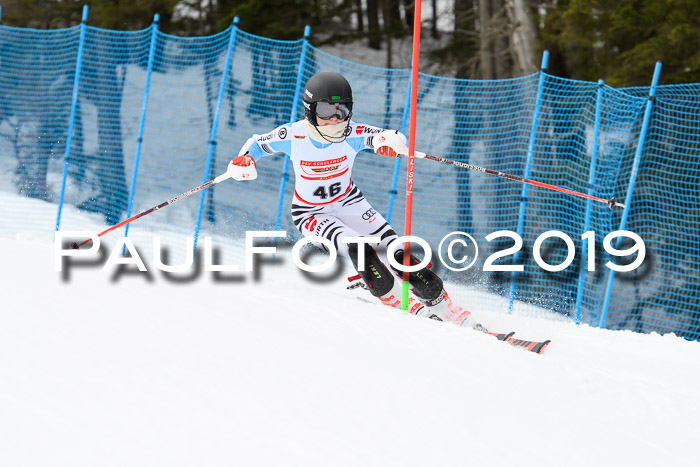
[70,158,257,249]
[416,151,625,210]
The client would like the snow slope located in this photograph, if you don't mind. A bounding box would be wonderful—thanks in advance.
[1,194,700,467]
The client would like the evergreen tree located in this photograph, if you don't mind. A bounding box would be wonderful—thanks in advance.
[539,0,700,85]
[0,0,180,31]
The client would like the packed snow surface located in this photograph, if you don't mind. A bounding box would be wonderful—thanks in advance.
[1,194,700,467]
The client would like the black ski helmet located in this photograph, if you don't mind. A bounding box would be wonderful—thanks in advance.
[303,72,353,122]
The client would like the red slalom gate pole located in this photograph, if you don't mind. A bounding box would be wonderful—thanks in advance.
[420,153,625,209]
[401,0,422,311]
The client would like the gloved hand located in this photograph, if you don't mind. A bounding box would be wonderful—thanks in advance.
[373,130,427,159]
[214,153,258,183]
[373,130,407,158]
[231,154,255,167]
[376,146,399,158]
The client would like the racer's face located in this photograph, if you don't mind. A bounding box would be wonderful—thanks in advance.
[316,115,343,126]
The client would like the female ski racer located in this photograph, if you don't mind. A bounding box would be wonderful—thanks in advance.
[229,72,469,326]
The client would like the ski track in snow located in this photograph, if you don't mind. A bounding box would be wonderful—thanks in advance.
[1,194,700,467]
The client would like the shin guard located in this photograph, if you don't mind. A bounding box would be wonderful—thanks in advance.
[391,250,444,305]
[348,243,394,298]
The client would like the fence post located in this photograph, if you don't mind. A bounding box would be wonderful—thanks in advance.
[574,79,604,324]
[193,17,240,252]
[598,62,662,328]
[386,72,412,223]
[274,25,311,232]
[508,50,549,313]
[55,4,89,231]
[123,14,160,243]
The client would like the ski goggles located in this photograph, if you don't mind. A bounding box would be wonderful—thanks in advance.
[315,101,352,120]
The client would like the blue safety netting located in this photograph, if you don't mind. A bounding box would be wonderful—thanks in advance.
[1,15,698,339]
[609,84,700,339]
